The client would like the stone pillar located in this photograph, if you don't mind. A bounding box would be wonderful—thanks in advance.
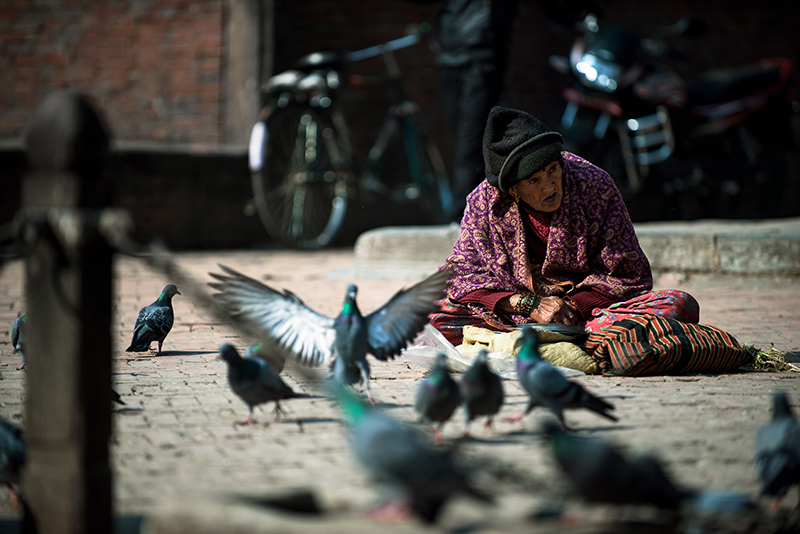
[21,90,114,534]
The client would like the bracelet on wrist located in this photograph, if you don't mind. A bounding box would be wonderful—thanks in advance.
[514,292,540,316]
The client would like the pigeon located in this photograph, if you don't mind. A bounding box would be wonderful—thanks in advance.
[209,265,449,402]
[335,385,491,524]
[754,391,800,510]
[0,417,25,509]
[507,326,616,428]
[13,313,125,404]
[11,315,26,370]
[459,349,504,437]
[543,420,693,510]
[126,284,180,355]
[414,353,461,445]
[245,340,286,373]
[218,343,296,424]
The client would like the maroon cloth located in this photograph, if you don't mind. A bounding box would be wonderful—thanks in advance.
[442,151,653,331]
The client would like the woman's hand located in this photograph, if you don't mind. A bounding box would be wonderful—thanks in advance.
[530,296,581,325]
[500,294,581,325]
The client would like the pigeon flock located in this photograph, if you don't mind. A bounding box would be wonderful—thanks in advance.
[3,269,800,529]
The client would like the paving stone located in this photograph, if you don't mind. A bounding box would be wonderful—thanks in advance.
[1,249,799,532]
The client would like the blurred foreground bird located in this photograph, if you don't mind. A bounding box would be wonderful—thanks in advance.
[335,385,491,523]
[0,417,25,509]
[11,315,26,370]
[507,327,616,428]
[755,391,800,511]
[218,343,296,424]
[415,353,461,445]
[459,349,504,437]
[126,284,180,355]
[542,420,692,510]
[209,265,449,402]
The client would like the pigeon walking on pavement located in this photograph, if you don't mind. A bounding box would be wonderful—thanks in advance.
[13,313,125,404]
[209,265,449,402]
[754,391,800,511]
[218,343,296,424]
[335,385,491,524]
[542,420,693,510]
[10,315,26,370]
[507,327,617,429]
[414,353,461,445]
[126,284,180,355]
[0,417,25,509]
[245,340,286,373]
[459,349,504,437]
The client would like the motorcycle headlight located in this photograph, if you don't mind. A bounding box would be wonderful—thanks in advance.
[573,53,621,93]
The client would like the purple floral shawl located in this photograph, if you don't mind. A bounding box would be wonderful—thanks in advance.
[445,152,652,326]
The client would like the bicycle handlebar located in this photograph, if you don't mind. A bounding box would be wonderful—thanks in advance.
[346,23,430,63]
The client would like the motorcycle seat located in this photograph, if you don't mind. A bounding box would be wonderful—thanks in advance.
[293,51,345,72]
[686,60,790,106]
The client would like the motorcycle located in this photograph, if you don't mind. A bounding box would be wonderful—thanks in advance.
[548,13,800,220]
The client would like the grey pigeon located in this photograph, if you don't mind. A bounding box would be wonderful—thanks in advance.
[218,343,296,424]
[336,385,491,524]
[245,340,286,373]
[126,284,180,355]
[11,315,25,370]
[414,353,461,445]
[0,417,25,509]
[543,420,693,509]
[13,313,125,404]
[754,391,800,510]
[459,349,504,437]
[209,265,449,402]
[508,327,616,428]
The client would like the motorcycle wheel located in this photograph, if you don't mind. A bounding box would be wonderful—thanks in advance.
[250,104,351,250]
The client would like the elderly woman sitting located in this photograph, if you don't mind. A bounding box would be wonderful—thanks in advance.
[431,106,699,345]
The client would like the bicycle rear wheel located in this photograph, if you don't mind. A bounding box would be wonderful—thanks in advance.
[249,104,351,250]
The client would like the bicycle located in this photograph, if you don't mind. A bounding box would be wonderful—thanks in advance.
[248,24,453,250]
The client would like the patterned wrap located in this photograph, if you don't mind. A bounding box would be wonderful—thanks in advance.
[443,151,653,329]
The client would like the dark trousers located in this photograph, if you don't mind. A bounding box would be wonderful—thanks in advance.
[439,57,507,222]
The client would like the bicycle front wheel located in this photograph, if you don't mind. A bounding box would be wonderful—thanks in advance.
[249,104,351,250]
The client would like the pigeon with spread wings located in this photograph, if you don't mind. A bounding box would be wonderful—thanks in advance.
[209,265,449,402]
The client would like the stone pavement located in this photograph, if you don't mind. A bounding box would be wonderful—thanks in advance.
[1,245,800,533]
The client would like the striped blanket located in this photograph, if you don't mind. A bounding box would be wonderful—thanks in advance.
[584,315,752,376]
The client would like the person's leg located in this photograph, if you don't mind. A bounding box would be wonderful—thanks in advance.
[429,299,498,345]
[445,58,507,222]
[584,290,700,332]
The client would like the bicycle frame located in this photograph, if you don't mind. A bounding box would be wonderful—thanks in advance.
[344,36,453,211]
[249,24,452,249]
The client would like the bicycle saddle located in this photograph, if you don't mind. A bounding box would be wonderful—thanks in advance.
[293,51,345,72]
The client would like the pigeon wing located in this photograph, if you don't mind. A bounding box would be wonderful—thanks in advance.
[365,268,449,360]
[147,306,174,339]
[209,265,335,366]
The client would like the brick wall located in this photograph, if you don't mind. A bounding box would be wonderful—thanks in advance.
[0,0,223,146]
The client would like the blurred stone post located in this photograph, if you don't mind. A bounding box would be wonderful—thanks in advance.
[21,91,114,534]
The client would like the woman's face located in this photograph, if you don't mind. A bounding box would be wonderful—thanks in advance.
[510,160,563,212]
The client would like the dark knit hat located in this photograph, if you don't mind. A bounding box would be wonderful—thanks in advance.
[483,106,564,192]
